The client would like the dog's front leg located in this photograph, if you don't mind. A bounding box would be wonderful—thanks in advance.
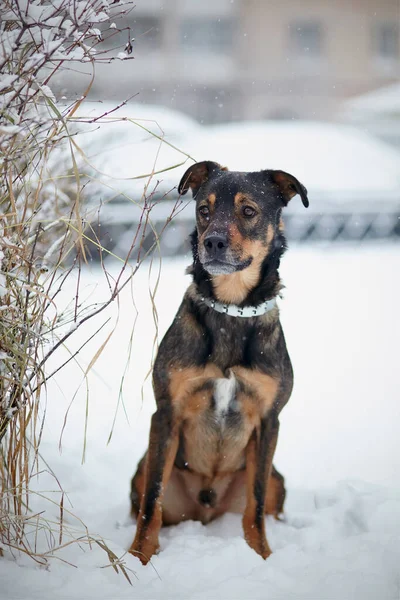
[243,412,279,559]
[128,405,179,564]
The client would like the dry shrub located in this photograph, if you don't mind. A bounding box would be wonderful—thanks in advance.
[0,0,190,571]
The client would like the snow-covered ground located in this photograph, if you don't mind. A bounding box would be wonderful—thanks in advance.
[1,244,400,600]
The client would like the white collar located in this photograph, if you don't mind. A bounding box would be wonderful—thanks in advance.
[201,296,277,318]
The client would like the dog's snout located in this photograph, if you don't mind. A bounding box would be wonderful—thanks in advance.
[204,234,228,258]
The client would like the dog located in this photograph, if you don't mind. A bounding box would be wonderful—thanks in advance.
[128,161,309,564]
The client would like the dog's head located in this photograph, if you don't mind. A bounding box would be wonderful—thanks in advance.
[178,161,309,276]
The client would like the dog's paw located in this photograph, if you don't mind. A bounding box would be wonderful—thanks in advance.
[259,545,272,560]
[243,516,272,560]
[247,535,272,560]
[128,539,160,565]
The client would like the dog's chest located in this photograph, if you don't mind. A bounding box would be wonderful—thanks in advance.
[210,324,251,368]
[212,373,238,425]
[179,372,259,477]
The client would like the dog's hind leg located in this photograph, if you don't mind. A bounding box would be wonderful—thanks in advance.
[265,465,286,519]
[218,465,285,520]
[128,406,179,565]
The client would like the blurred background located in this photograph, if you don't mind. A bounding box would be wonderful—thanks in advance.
[55,0,400,257]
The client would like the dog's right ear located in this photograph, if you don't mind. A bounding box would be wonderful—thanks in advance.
[178,161,227,197]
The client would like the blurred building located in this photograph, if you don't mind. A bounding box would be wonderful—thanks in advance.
[83,0,400,123]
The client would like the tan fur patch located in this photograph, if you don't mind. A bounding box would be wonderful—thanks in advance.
[213,239,267,304]
[212,268,260,304]
[162,468,199,525]
[234,192,255,206]
[208,193,216,209]
[242,434,271,558]
[169,365,222,413]
[213,467,285,518]
[162,469,239,525]
[227,223,243,246]
[233,193,260,219]
[266,223,274,245]
[232,366,278,416]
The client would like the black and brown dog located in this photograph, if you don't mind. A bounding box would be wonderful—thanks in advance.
[128,161,309,564]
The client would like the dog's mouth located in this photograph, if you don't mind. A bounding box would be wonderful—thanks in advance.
[201,257,252,275]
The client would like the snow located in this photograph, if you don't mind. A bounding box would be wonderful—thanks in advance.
[0,74,18,91]
[0,124,21,135]
[1,244,400,599]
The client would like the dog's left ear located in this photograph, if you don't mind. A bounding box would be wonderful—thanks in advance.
[269,170,309,208]
[178,161,227,197]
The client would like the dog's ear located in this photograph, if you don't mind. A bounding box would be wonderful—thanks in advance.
[178,161,227,197]
[269,170,309,208]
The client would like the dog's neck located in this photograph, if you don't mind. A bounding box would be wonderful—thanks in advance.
[188,230,286,308]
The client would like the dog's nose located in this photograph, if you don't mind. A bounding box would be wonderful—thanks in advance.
[203,234,228,258]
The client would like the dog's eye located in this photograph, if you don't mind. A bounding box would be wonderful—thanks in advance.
[198,206,209,218]
[243,206,256,218]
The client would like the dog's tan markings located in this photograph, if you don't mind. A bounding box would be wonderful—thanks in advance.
[266,223,274,245]
[182,388,214,421]
[182,418,219,478]
[213,270,257,304]
[234,193,261,222]
[242,432,272,558]
[232,367,278,415]
[198,231,206,249]
[234,192,247,207]
[169,365,222,412]
[213,239,267,304]
[217,466,285,518]
[208,193,216,210]
[239,238,269,263]
[161,469,198,525]
[234,192,257,207]
[278,218,285,232]
[227,223,243,246]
